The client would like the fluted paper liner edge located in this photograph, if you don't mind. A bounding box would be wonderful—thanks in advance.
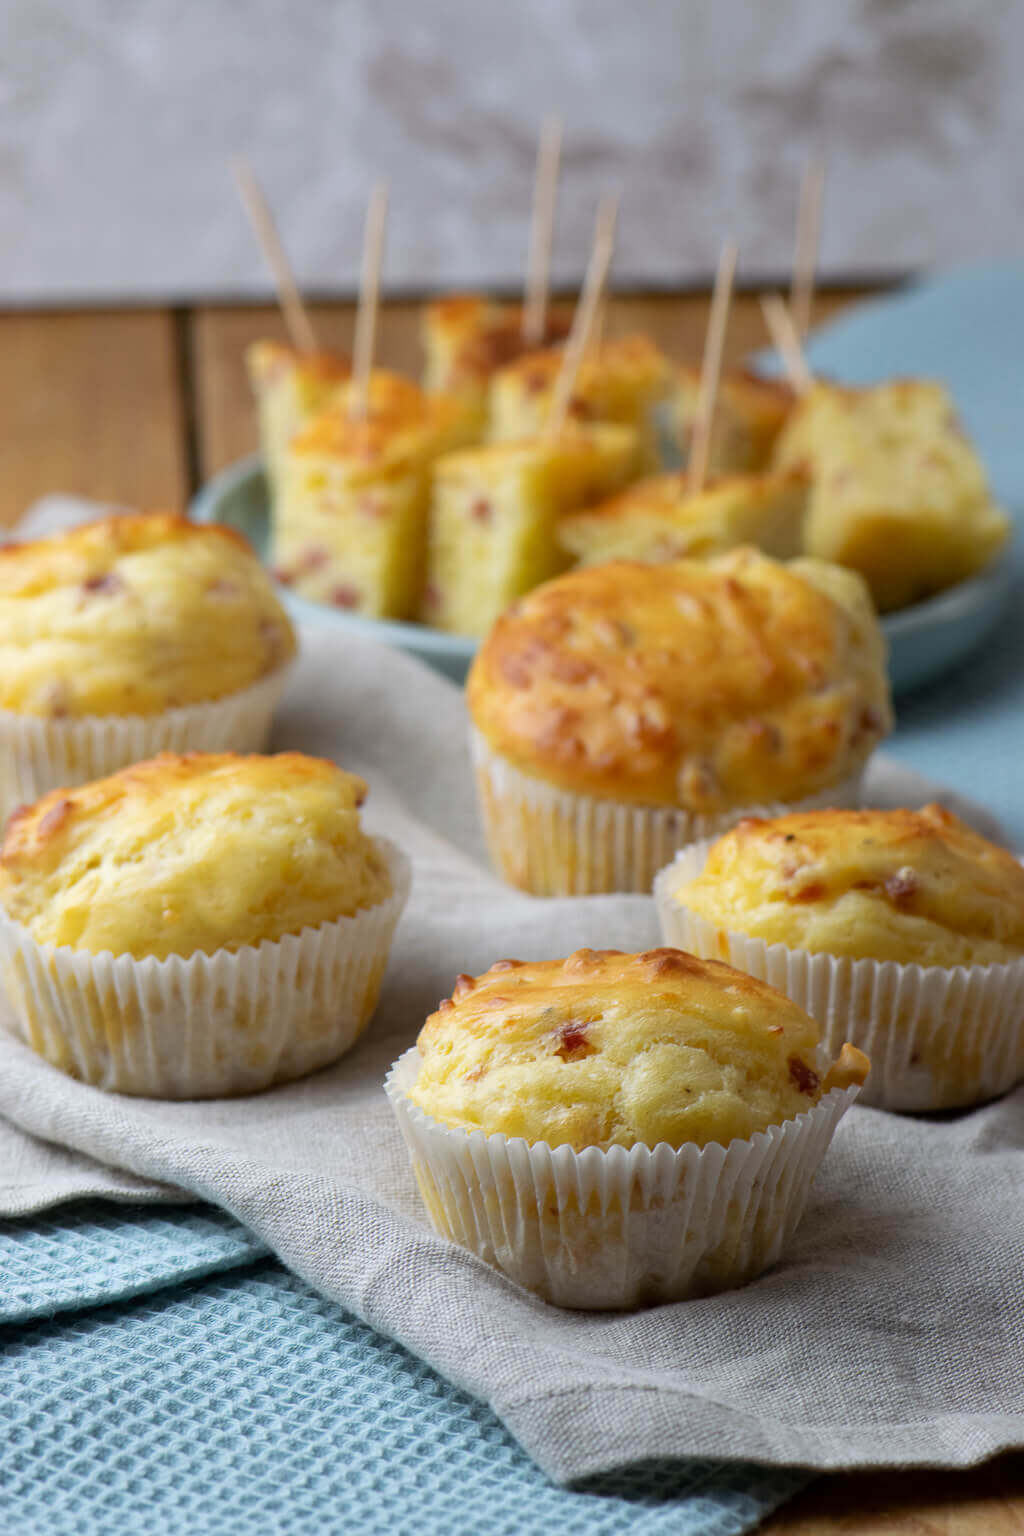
[655,840,1024,1112]
[385,1044,860,1310]
[0,664,293,824]
[0,838,410,1098]
[470,726,865,896]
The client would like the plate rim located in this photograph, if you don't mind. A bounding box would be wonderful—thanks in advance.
[189,451,1015,653]
[190,452,478,661]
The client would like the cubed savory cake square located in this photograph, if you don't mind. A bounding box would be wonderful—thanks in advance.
[422,424,638,636]
[489,336,673,472]
[560,469,808,567]
[773,379,1009,611]
[274,372,471,618]
[665,366,794,475]
[246,342,350,492]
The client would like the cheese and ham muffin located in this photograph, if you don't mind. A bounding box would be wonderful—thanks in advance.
[658,804,1024,1111]
[0,752,408,1097]
[387,946,868,1307]
[0,513,294,719]
[670,804,1024,969]
[0,513,296,817]
[410,947,863,1149]
[467,547,891,894]
[0,751,392,960]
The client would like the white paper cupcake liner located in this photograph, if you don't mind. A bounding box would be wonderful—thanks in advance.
[0,839,410,1099]
[656,841,1024,1112]
[470,727,865,897]
[0,664,293,828]
[385,1045,861,1310]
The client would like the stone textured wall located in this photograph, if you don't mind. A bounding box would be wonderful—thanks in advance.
[2,0,1020,300]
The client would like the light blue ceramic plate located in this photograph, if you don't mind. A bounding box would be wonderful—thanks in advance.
[190,452,1013,693]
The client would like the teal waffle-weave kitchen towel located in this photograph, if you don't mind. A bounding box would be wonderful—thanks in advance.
[0,1201,805,1536]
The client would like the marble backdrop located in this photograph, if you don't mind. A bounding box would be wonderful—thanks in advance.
[2,0,1020,300]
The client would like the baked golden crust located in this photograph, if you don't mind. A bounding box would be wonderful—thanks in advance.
[276,370,478,618]
[559,468,808,566]
[246,341,351,392]
[772,379,1010,612]
[467,547,891,810]
[670,366,794,474]
[423,424,637,636]
[410,946,867,1150]
[673,804,1024,968]
[0,752,393,960]
[494,333,671,402]
[489,334,673,470]
[422,295,570,384]
[290,370,468,467]
[0,513,296,718]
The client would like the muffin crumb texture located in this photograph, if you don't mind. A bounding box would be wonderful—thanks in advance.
[0,513,296,718]
[675,804,1024,968]
[411,947,865,1151]
[773,379,1009,612]
[0,752,392,960]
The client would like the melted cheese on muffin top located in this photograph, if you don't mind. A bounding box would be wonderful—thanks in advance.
[0,513,295,718]
[674,804,1024,967]
[411,947,867,1150]
[468,547,891,810]
[0,752,392,960]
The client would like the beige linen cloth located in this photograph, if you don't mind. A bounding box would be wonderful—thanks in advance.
[0,503,1021,1482]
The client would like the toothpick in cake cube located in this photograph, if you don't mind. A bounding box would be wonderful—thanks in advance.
[666,365,794,475]
[273,371,473,619]
[246,342,350,492]
[773,379,1010,611]
[421,294,569,439]
[489,335,673,472]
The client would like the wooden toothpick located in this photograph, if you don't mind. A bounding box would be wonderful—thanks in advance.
[760,293,814,395]
[687,239,739,494]
[349,181,390,422]
[232,157,317,355]
[522,114,562,346]
[546,194,618,437]
[790,156,825,340]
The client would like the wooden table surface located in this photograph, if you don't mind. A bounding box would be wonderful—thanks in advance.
[1,292,1021,1534]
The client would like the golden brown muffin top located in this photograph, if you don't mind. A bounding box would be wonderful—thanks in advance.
[468,547,891,809]
[0,513,296,718]
[674,803,1024,967]
[0,751,393,960]
[410,947,868,1150]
